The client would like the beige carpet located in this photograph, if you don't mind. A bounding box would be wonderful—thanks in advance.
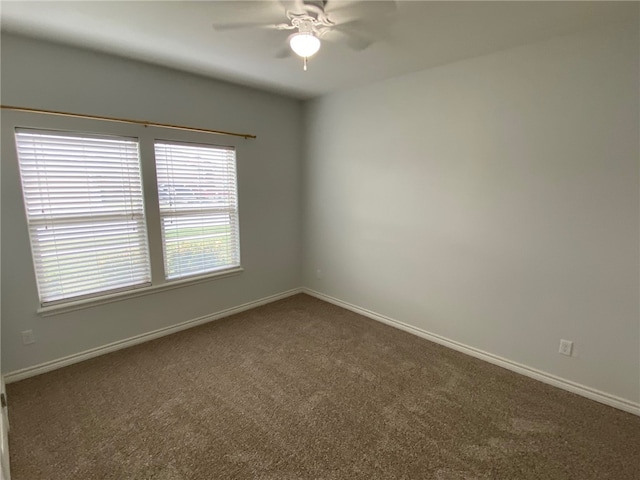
[7,294,640,479]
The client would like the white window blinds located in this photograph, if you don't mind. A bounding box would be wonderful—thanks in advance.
[154,141,240,280]
[15,129,151,305]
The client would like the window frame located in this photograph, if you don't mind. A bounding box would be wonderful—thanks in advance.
[3,111,244,316]
[15,128,153,306]
[153,138,241,281]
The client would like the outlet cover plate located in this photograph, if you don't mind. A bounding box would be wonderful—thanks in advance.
[21,330,35,345]
[559,339,573,356]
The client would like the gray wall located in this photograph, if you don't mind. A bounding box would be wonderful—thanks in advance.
[1,34,303,373]
[3,20,640,407]
[302,23,640,404]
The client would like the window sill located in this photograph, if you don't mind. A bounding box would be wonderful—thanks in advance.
[37,267,244,317]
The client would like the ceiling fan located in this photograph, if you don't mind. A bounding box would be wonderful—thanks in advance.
[212,0,396,71]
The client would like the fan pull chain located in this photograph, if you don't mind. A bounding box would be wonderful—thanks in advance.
[303,56,308,71]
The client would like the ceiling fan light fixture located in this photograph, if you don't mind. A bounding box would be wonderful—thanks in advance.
[289,32,321,58]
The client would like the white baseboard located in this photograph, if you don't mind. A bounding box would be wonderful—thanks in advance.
[302,288,640,417]
[7,285,639,417]
[5,288,303,384]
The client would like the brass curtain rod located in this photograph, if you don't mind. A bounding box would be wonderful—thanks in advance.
[0,105,257,140]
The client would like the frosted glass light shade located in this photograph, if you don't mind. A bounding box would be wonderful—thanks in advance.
[289,33,321,57]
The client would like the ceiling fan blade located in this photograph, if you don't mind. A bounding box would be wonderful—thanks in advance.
[327,18,391,51]
[212,21,278,32]
[278,0,306,14]
[332,27,374,51]
[326,0,397,21]
[275,44,293,59]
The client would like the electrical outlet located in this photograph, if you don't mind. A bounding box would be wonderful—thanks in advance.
[316,268,323,279]
[559,339,573,356]
[21,330,35,345]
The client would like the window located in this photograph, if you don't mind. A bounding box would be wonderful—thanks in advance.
[15,129,151,305]
[154,141,240,279]
[14,127,242,309]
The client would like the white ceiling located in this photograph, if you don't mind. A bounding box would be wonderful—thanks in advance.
[1,1,636,99]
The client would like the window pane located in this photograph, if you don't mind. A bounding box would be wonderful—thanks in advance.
[154,141,240,280]
[15,129,151,304]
